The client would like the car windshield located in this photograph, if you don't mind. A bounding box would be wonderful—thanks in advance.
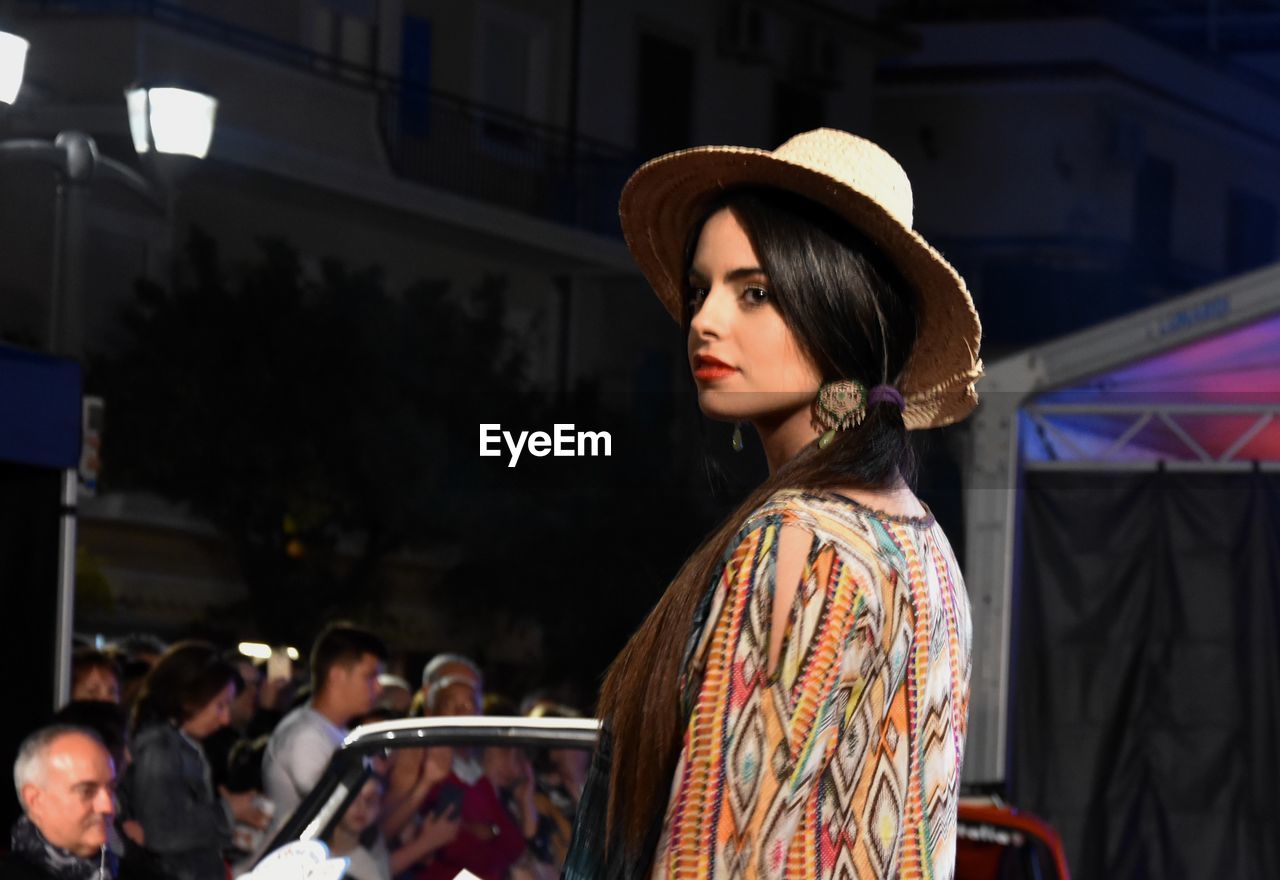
[258,716,598,880]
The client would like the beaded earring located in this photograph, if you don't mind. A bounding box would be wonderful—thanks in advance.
[814,378,868,448]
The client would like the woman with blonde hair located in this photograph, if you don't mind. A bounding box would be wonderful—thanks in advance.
[563,129,982,879]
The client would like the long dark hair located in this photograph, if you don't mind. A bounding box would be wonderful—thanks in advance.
[596,188,919,858]
[130,640,239,734]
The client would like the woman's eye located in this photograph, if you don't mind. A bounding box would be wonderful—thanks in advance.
[742,286,770,305]
[686,286,708,310]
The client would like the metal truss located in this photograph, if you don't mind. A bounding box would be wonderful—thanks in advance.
[1025,402,1280,470]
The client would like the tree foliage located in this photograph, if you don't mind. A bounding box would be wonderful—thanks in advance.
[88,230,775,702]
[89,230,528,642]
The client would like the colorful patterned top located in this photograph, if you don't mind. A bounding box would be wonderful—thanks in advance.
[650,489,972,879]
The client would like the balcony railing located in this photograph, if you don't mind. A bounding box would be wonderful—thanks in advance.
[881,0,1280,99]
[19,0,637,237]
[376,86,635,237]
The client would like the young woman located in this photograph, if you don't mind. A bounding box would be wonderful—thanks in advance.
[563,129,983,879]
[328,777,392,880]
[69,648,121,703]
[121,641,269,880]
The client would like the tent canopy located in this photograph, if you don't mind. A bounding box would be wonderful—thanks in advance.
[1025,310,1280,465]
[962,261,1280,785]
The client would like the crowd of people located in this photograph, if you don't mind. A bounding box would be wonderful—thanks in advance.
[3,623,588,880]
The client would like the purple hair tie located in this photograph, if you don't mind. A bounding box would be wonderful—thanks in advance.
[868,384,905,411]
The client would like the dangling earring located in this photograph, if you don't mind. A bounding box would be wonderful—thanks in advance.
[814,378,868,448]
[731,421,744,452]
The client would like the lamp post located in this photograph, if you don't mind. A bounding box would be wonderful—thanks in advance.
[0,32,217,708]
[124,84,219,255]
[0,132,163,356]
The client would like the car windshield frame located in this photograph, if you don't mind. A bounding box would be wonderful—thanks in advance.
[256,715,601,865]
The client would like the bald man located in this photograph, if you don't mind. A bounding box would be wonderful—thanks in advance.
[3,725,116,879]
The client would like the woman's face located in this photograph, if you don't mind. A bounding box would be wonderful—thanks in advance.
[433,681,479,717]
[483,746,523,788]
[339,778,382,834]
[181,681,235,739]
[72,667,120,703]
[686,207,821,425]
[549,747,589,780]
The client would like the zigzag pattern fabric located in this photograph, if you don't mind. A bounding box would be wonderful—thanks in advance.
[652,489,971,879]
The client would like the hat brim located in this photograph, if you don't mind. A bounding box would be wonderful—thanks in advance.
[619,145,983,430]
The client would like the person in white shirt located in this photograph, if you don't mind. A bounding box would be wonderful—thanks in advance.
[261,623,387,832]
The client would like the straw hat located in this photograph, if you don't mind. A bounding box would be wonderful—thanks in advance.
[619,127,983,430]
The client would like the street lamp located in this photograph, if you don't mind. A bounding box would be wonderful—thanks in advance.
[0,29,28,105]
[124,85,218,291]
[125,85,218,159]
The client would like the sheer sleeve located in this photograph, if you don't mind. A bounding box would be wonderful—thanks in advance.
[657,507,876,879]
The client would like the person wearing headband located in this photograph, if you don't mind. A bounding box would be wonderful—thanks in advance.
[563,129,983,880]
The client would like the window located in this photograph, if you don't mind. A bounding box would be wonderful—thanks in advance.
[475,3,550,149]
[399,15,432,136]
[1131,156,1174,279]
[309,0,377,77]
[772,80,823,146]
[1225,189,1278,274]
[636,33,694,157]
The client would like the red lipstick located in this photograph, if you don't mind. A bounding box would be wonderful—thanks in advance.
[693,354,736,381]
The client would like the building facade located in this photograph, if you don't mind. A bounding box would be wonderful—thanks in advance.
[876,1,1280,357]
[0,0,901,656]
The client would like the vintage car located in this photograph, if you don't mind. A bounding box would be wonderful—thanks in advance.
[957,795,1072,879]
[260,716,1070,880]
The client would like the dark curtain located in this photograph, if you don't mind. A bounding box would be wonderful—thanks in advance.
[1011,469,1280,880]
[0,461,64,837]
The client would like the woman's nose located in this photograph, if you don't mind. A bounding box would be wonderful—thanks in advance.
[690,285,732,337]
